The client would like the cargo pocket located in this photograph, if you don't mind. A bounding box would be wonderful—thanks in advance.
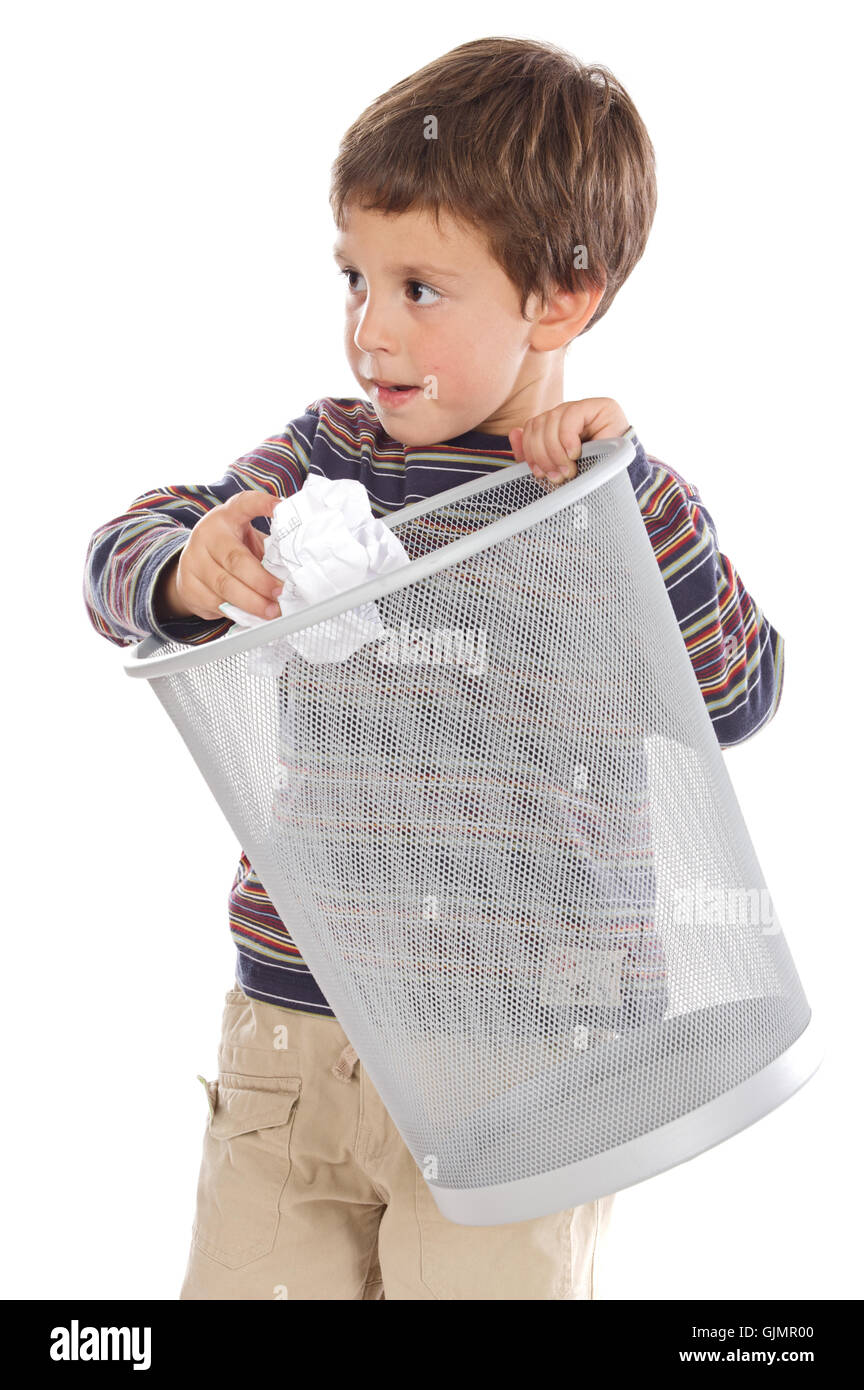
[192,1070,301,1270]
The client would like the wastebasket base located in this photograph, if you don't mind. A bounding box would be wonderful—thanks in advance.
[425,1015,822,1225]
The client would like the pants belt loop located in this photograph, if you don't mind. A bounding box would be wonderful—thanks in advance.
[331,1040,359,1082]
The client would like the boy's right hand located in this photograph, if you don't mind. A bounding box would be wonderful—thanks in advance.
[159,489,285,623]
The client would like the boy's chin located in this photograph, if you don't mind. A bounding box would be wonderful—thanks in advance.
[371,405,476,449]
[372,409,438,448]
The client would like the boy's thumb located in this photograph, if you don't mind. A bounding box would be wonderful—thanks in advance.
[229,487,284,519]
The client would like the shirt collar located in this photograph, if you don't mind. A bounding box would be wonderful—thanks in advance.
[432,425,514,452]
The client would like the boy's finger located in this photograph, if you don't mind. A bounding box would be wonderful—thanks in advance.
[242,519,268,562]
[541,412,579,481]
[213,568,282,621]
[224,488,283,523]
[231,489,279,575]
[174,565,278,624]
[522,416,558,479]
[214,578,282,623]
[201,535,283,619]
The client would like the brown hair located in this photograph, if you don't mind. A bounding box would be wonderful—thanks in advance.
[329,36,657,336]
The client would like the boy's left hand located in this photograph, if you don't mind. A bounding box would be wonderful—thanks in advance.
[508,398,630,484]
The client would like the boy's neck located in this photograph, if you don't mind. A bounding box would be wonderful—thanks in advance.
[469,360,566,438]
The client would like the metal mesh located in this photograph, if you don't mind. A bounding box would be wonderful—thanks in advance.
[132,453,812,1209]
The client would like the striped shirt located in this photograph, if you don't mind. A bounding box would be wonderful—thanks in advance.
[83,395,785,1018]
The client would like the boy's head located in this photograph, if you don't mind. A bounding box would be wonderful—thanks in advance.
[329,36,656,446]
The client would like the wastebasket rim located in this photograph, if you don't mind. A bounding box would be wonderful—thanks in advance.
[122,434,635,679]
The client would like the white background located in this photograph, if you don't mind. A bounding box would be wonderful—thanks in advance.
[1,0,858,1301]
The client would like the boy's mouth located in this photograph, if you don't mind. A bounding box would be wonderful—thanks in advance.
[370,379,420,408]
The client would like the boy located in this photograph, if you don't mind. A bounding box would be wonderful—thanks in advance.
[83,37,784,1300]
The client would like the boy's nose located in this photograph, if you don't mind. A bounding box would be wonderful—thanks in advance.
[353,305,399,358]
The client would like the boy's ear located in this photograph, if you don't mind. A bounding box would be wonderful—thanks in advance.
[531,271,607,349]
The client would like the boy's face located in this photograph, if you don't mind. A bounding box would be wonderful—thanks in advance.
[333,203,567,446]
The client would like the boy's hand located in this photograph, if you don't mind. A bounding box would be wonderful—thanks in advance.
[160,489,284,623]
[508,398,630,484]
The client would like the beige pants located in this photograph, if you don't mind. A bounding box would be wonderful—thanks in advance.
[179,982,615,1300]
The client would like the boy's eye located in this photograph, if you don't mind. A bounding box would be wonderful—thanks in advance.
[339,267,365,293]
[338,266,441,307]
[405,279,441,307]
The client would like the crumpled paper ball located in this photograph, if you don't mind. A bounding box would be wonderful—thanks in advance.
[220,474,411,675]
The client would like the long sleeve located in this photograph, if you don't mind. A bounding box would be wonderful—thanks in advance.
[82,412,317,649]
[629,436,785,749]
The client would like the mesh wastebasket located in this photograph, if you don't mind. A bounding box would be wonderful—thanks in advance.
[124,436,820,1225]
